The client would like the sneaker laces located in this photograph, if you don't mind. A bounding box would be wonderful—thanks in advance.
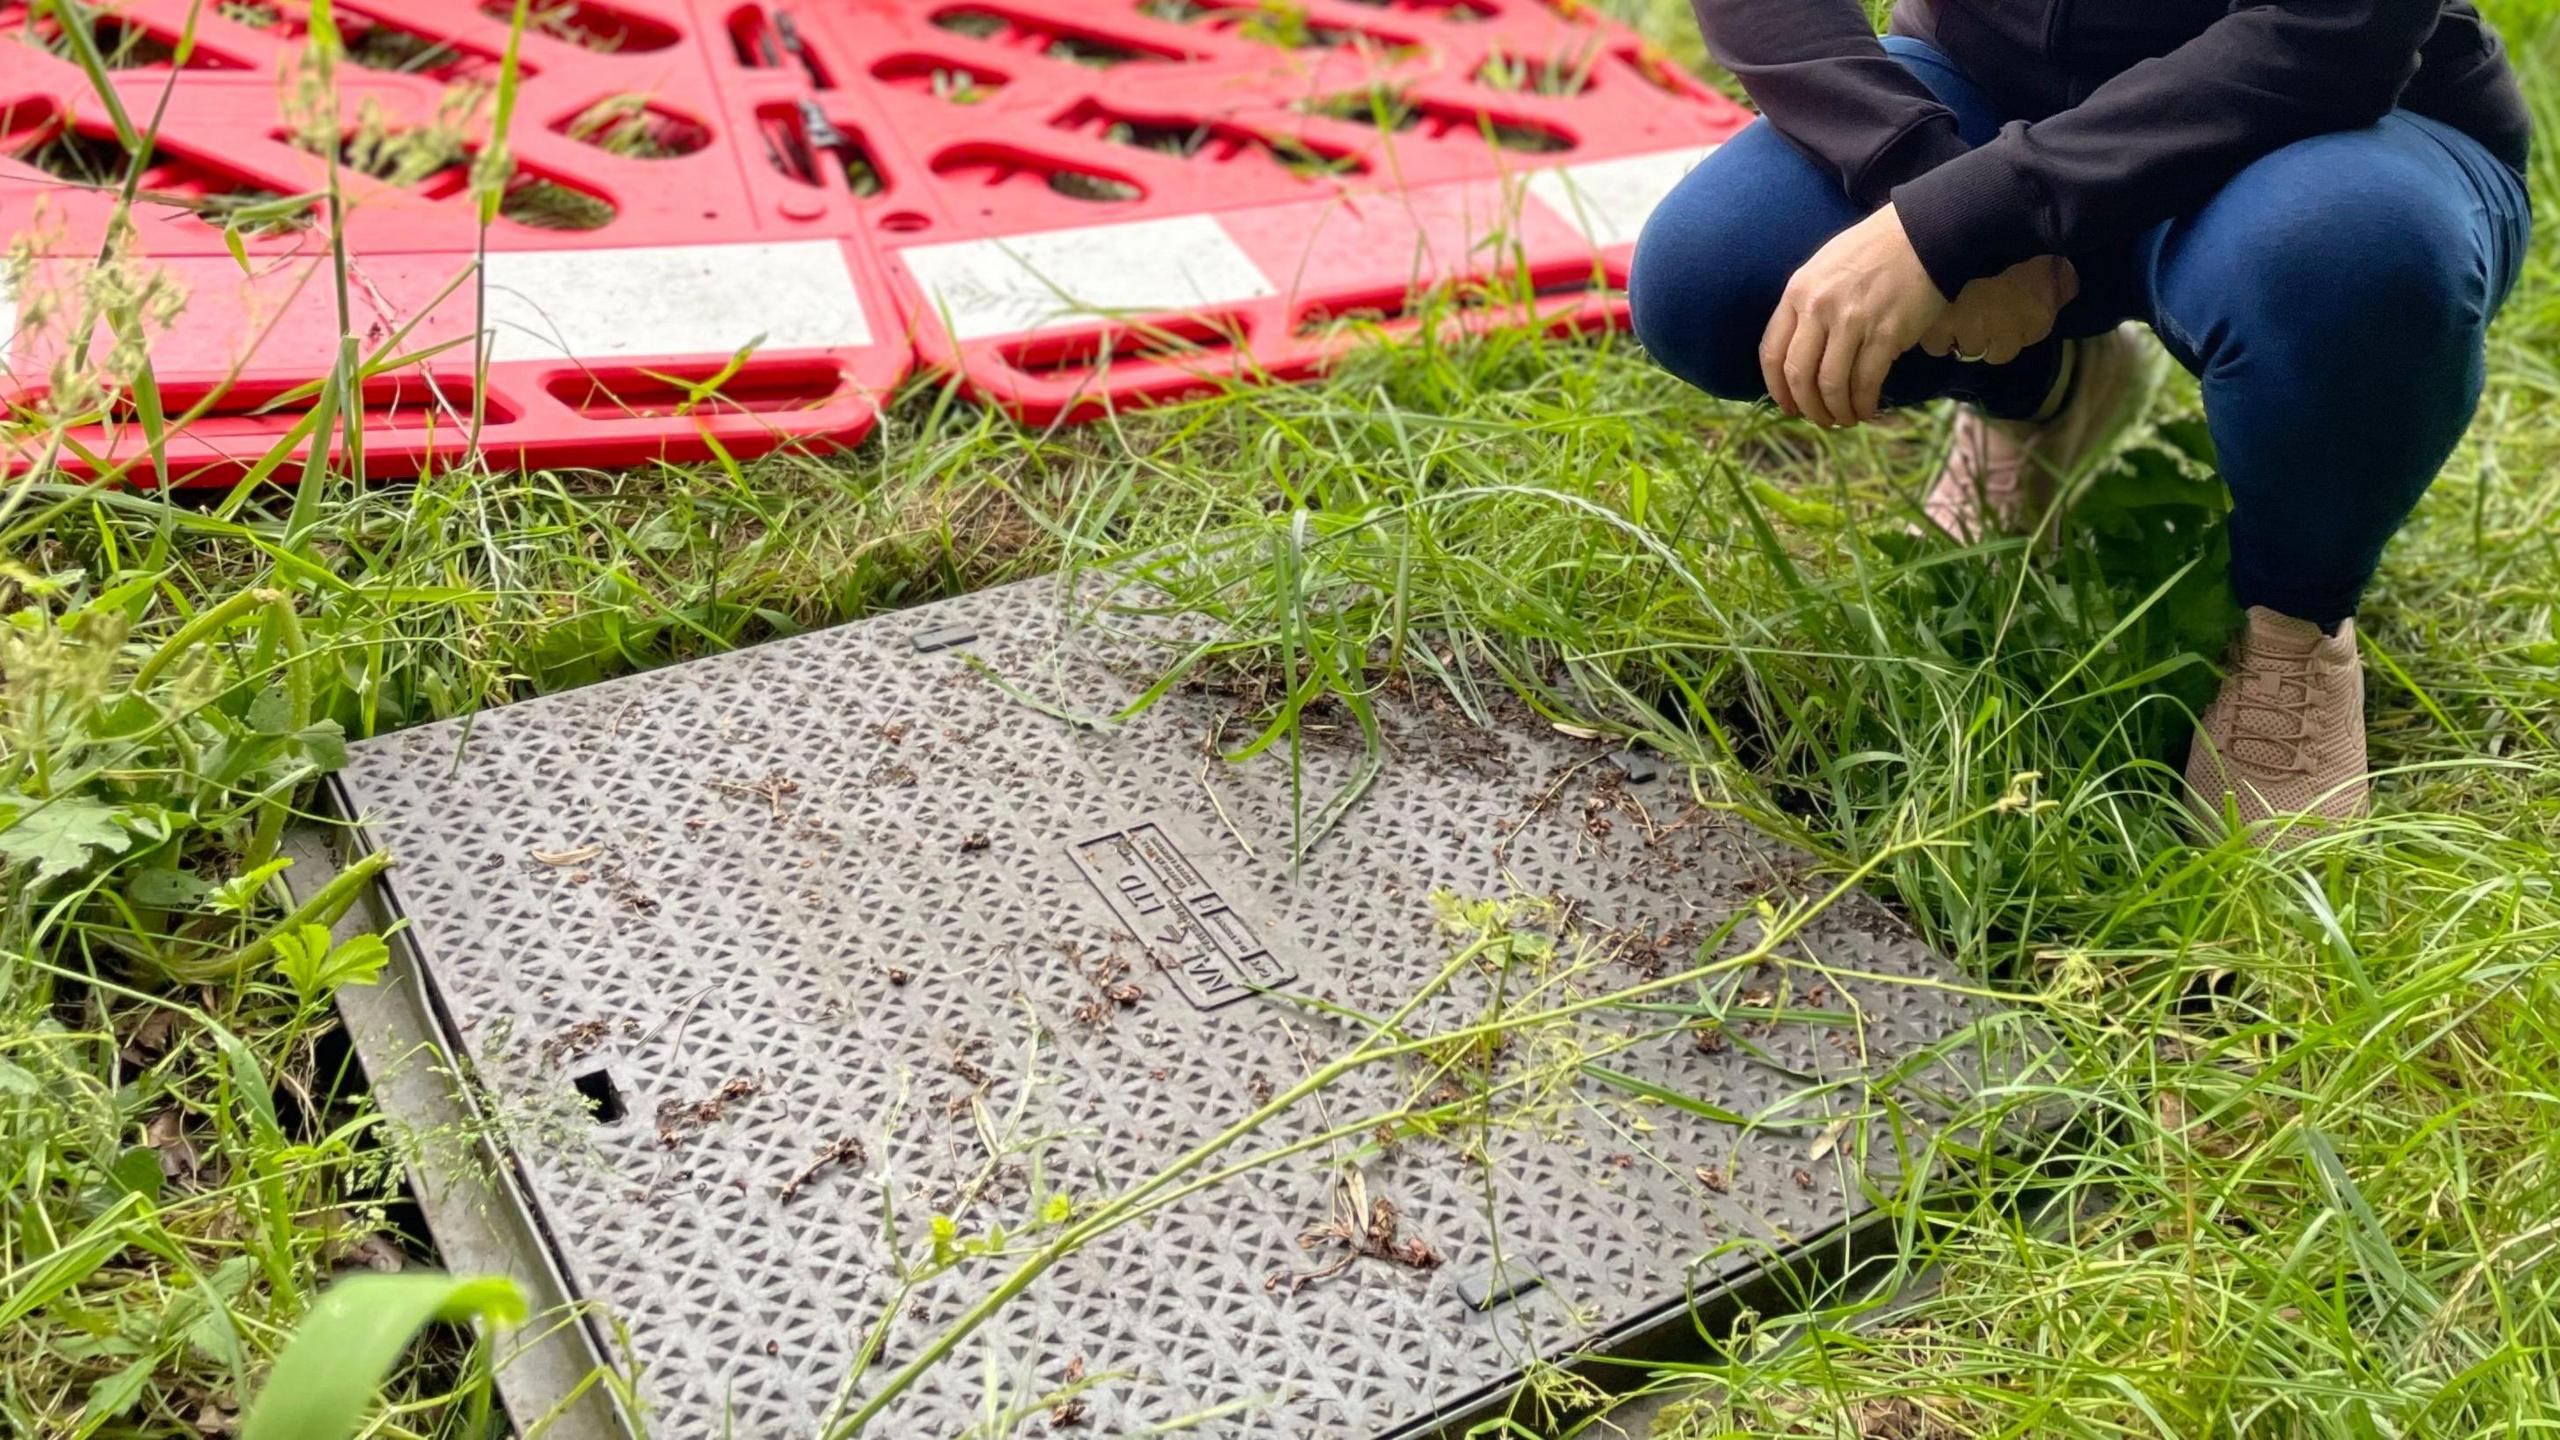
[2219,635,2321,779]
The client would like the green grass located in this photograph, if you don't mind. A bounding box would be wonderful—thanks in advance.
[6,0,2560,1436]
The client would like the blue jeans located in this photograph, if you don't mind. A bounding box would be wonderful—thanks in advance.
[1628,37,2532,626]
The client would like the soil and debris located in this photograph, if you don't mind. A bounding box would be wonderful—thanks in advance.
[940,1039,995,1116]
[1270,1171,1442,1294]
[779,1135,868,1202]
[538,1016,639,1067]
[1615,918,1706,979]
[1059,940,1147,1026]
[710,769,802,819]
[655,1075,763,1148]
[602,858,658,914]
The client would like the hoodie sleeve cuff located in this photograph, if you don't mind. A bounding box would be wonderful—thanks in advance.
[1843,110,1973,209]
[1889,136,2054,298]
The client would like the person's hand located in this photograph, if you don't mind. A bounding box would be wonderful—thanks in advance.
[1761,203,1946,429]
[1919,255,2080,366]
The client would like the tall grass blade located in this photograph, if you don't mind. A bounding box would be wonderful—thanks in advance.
[238,1274,527,1440]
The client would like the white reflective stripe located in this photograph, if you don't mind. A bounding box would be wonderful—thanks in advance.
[898,215,1276,342]
[1526,146,1722,250]
[479,240,871,364]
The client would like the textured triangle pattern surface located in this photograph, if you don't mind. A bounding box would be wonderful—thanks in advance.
[332,577,1982,1437]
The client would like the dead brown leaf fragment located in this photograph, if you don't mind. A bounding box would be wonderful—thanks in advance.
[656,1075,762,1147]
[780,1135,868,1202]
[144,1108,202,1185]
[122,1008,182,1066]
[537,1017,614,1067]
[1269,1170,1442,1294]
[710,770,801,819]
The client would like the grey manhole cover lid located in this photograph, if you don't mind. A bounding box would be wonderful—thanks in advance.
[319,575,1997,1438]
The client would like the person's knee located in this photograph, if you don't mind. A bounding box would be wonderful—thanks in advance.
[2177,143,2491,373]
[1627,184,1787,403]
[2300,196,2484,356]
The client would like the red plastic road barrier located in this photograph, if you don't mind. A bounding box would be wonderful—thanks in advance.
[2,0,1745,471]
[1,0,909,483]
[778,0,1752,420]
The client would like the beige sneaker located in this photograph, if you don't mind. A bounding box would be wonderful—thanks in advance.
[1921,323,2166,544]
[2184,607,2371,848]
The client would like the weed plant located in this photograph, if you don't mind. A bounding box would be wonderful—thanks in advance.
[2,0,2557,1435]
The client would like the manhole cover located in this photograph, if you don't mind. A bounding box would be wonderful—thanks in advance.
[309,576,1998,1438]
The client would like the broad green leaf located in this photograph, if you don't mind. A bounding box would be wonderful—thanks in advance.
[184,1257,253,1368]
[276,928,388,1000]
[79,1354,156,1429]
[248,684,296,735]
[208,859,295,915]
[92,692,163,740]
[292,721,350,772]
[270,925,329,976]
[129,867,215,909]
[239,1274,525,1440]
[106,1146,163,1206]
[0,794,137,882]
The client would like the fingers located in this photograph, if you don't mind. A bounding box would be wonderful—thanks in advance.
[1760,299,1800,417]
[1773,297,1913,427]
[1785,306,1834,427]
[1942,312,2048,367]
[2049,254,2082,306]
[1851,329,1896,422]
[1816,316,1859,427]
[1930,255,2081,368]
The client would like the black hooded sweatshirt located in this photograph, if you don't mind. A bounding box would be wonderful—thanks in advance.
[1685,0,2533,298]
